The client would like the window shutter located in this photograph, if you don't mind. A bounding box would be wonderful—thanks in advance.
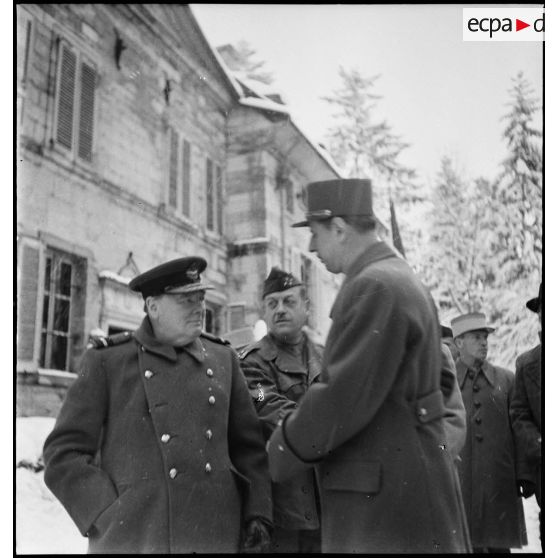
[169,128,178,208]
[206,159,214,230]
[17,244,41,361]
[77,61,96,161]
[56,44,76,150]
[181,140,190,217]
[216,164,223,234]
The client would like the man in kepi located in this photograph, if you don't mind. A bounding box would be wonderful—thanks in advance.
[510,283,542,546]
[43,257,273,554]
[452,311,527,553]
[240,268,323,553]
[267,178,469,553]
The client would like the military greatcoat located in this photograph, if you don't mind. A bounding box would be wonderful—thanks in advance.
[267,242,469,553]
[239,332,322,531]
[456,358,527,549]
[43,317,272,554]
[510,344,542,500]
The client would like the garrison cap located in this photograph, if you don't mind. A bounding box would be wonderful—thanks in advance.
[262,267,303,299]
[128,256,215,298]
[292,178,373,227]
[450,312,495,338]
[526,282,542,313]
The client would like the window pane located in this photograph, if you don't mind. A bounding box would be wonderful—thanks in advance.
[42,294,50,329]
[54,298,71,333]
[77,62,96,161]
[39,332,47,367]
[51,335,68,371]
[44,257,52,291]
[56,45,76,149]
[169,128,178,208]
[229,305,245,330]
[59,262,72,296]
[206,159,214,230]
[216,165,223,234]
[205,307,214,334]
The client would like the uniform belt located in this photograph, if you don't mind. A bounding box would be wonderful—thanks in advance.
[412,389,445,425]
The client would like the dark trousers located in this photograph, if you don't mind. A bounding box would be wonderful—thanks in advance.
[271,526,321,553]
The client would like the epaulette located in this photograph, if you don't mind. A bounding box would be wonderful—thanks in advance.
[200,331,231,346]
[87,331,133,349]
[238,342,261,360]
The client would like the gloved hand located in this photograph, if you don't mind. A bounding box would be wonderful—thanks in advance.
[517,479,536,498]
[240,517,272,553]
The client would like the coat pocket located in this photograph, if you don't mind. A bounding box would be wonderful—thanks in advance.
[322,461,382,494]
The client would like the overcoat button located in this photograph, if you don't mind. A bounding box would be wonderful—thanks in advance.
[208,395,216,405]
[169,468,178,479]
[141,346,146,352]
[468,371,475,379]
[474,400,481,407]
[206,368,214,377]
[418,407,427,417]
[473,384,480,392]
[144,370,154,379]
[205,463,212,473]
[475,417,482,424]
[475,434,483,442]
[161,434,170,443]
[206,429,212,440]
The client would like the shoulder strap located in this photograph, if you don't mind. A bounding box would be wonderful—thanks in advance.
[87,331,133,349]
[200,331,231,346]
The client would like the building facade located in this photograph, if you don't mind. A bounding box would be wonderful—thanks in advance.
[16,4,343,415]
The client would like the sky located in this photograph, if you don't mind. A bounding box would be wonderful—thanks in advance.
[191,4,543,186]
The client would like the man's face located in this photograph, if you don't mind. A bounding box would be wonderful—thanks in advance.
[263,286,307,341]
[442,336,459,362]
[309,220,343,273]
[456,330,489,362]
[149,290,206,345]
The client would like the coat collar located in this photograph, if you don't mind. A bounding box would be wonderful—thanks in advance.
[344,241,399,282]
[456,358,495,388]
[133,316,206,363]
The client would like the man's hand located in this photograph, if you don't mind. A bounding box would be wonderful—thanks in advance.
[517,479,536,498]
[240,517,272,553]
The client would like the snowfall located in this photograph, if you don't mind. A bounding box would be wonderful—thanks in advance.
[15,417,542,554]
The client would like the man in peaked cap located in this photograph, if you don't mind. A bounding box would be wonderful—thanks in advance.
[451,312,527,552]
[268,178,469,553]
[43,256,272,553]
[239,267,323,553]
[510,283,543,547]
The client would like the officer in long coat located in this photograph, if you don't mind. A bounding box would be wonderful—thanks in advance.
[510,284,542,544]
[452,312,527,552]
[43,257,273,553]
[239,268,323,553]
[267,179,469,553]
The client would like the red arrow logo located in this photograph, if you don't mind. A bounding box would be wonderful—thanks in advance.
[516,19,530,31]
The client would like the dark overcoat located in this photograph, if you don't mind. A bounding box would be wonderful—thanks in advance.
[267,242,469,553]
[43,317,272,554]
[239,333,322,530]
[510,344,542,500]
[456,358,527,548]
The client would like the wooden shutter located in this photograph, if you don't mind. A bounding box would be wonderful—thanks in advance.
[169,128,178,208]
[17,244,41,362]
[206,159,214,230]
[216,164,223,234]
[77,61,96,161]
[181,139,190,217]
[56,44,76,150]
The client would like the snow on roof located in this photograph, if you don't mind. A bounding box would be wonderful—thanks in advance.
[232,72,286,102]
[98,270,132,286]
[238,96,291,115]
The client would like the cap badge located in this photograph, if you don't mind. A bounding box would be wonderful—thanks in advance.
[186,268,199,281]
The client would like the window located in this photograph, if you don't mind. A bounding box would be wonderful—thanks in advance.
[16,9,33,88]
[228,304,246,331]
[206,159,224,234]
[168,127,191,218]
[54,40,96,162]
[285,178,294,214]
[204,302,223,336]
[39,249,87,371]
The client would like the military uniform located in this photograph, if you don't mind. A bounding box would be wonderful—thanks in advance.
[240,332,323,550]
[43,257,272,553]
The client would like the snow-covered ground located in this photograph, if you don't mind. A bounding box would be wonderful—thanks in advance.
[15,417,542,554]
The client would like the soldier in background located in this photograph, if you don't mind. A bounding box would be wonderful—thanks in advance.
[510,283,542,547]
[43,257,272,554]
[441,324,459,362]
[452,312,527,553]
[240,267,322,553]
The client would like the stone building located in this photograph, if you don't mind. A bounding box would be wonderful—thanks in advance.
[16,5,346,415]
